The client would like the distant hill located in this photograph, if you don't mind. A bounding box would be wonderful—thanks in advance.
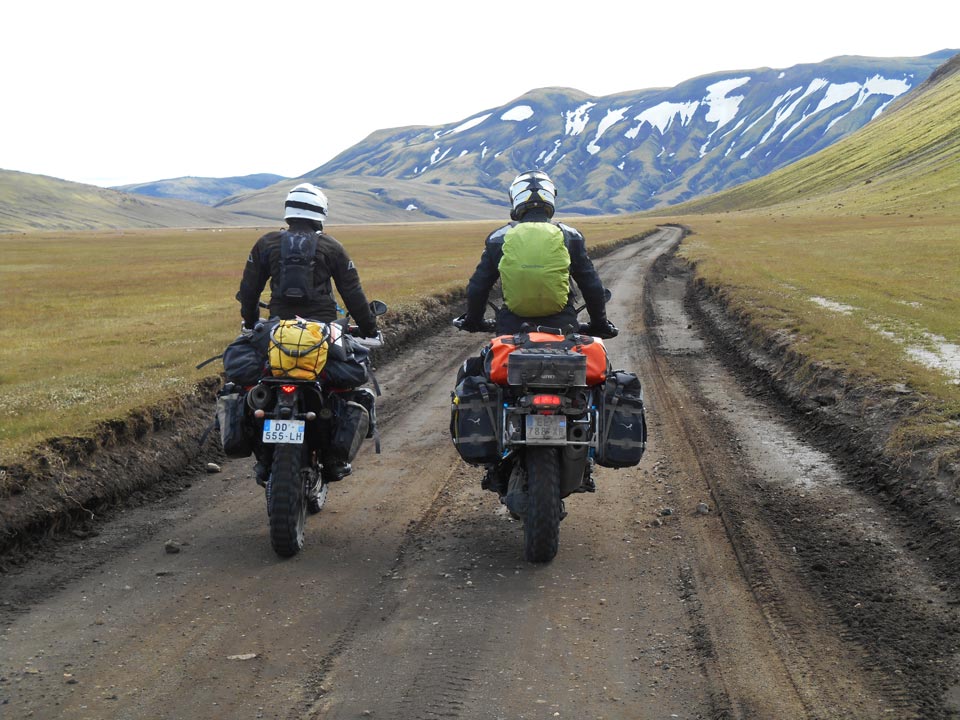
[0,170,251,232]
[113,173,287,206]
[214,175,507,225]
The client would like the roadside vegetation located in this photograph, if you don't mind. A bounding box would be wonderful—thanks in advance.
[0,217,653,465]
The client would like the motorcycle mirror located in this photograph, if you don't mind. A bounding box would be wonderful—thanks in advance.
[370,300,388,316]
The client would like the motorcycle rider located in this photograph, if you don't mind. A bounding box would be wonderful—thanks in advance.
[459,170,618,338]
[236,182,379,487]
[458,170,617,494]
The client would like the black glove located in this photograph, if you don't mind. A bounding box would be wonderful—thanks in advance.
[455,314,486,332]
[585,319,619,339]
[359,322,379,339]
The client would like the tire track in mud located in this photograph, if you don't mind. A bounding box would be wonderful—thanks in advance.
[683,256,960,719]
[645,250,957,718]
[293,461,469,719]
[639,248,873,718]
[299,467,504,720]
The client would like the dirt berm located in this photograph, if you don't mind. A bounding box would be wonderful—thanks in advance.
[3,226,957,577]
[676,246,960,582]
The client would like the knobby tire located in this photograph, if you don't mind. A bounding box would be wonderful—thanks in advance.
[523,446,561,563]
[269,444,307,557]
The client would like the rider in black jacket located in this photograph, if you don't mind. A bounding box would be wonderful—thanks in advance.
[237,184,378,337]
[236,183,378,485]
[461,170,617,338]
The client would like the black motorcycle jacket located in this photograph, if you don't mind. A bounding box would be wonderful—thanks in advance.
[464,209,608,334]
[237,223,377,335]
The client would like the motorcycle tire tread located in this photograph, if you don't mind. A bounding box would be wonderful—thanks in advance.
[523,446,561,563]
[268,444,307,557]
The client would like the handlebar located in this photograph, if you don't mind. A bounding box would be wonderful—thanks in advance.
[452,315,496,333]
[344,326,385,349]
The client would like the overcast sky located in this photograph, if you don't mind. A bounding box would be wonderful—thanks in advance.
[2,1,956,187]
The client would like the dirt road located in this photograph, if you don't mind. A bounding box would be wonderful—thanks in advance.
[2,227,958,719]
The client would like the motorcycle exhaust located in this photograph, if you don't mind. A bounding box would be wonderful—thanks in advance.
[247,384,273,410]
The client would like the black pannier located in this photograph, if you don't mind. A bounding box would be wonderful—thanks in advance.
[328,396,370,463]
[596,371,647,468]
[216,384,255,458]
[222,320,277,386]
[322,333,371,389]
[351,387,377,439]
[450,375,502,465]
[506,349,588,387]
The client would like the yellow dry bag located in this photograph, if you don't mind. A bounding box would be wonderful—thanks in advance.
[268,319,329,380]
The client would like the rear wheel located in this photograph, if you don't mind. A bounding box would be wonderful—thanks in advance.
[523,447,561,563]
[268,444,307,557]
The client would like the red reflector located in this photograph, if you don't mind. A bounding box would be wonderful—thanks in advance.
[280,385,297,394]
[532,394,562,409]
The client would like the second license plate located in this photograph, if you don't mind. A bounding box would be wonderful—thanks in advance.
[262,419,305,444]
[525,414,566,444]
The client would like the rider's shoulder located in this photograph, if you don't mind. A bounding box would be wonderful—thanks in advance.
[556,221,583,240]
[258,229,285,243]
[486,222,515,245]
[315,231,346,253]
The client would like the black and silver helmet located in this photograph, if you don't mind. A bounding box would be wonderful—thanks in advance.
[508,170,556,220]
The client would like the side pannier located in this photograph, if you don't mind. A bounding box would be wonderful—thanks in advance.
[215,383,255,458]
[328,395,370,464]
[450,375,502,465]
[596,371,647,468]
[221,320,277,386]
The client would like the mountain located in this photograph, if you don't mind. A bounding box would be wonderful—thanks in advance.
[0,170,250,232]
[666,51,960,216]
[113,173,287,206]
[4,51,955,231]
[217,50,955,223]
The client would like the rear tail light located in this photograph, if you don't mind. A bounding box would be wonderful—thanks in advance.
[280,385,297,394]
[531,394,562,414]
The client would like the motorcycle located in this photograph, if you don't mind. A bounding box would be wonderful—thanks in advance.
[211,300,387,557]
[452,292,646,563]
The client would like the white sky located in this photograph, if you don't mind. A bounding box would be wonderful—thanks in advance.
[1,1,956,187]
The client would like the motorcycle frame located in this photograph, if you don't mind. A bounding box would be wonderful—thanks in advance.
[498,393,599,452]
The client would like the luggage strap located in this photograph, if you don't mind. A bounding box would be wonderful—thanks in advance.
[196,354,223,370]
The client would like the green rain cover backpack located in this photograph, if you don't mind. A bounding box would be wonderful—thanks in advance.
[498,222,571,317]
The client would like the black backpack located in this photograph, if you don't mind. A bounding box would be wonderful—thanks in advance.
[275,230,321,301]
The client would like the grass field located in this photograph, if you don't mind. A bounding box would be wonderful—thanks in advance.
[662,211,960,454]
[0,217,654,462]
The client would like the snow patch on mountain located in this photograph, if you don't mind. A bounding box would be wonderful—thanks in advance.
[565,102,596,136]
[587,106,631,155]
[625,100,699,137]
[443,114,492,137]
[502,105,534,121]
[704,77,751,128]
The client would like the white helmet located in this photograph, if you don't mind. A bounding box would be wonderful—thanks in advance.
[508,170,556,220]
[283,183,328,225]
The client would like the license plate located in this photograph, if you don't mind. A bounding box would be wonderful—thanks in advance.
[262,419,305,444]
[525,414,566,444]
